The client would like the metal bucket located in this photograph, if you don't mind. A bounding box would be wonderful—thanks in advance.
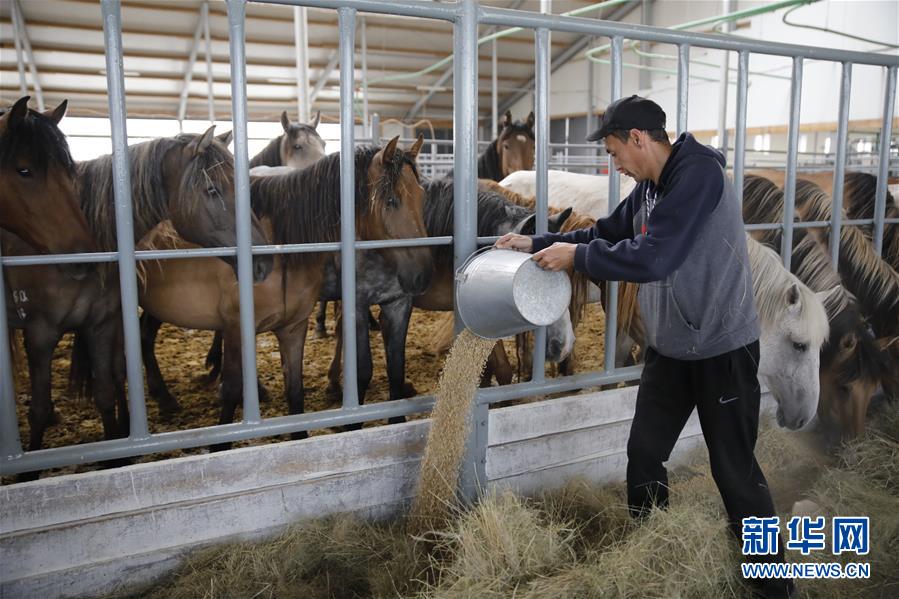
[455,247,572,340]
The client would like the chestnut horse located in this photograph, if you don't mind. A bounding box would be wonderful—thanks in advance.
[136,138,431,447]
[7,127,272,474]
[0,96,95,261]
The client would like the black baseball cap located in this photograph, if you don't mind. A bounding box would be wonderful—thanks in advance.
[586,95,667,142]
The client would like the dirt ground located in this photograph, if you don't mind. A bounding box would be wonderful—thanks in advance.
[6,303,610,482]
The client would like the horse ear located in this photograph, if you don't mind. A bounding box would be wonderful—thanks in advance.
[501,110,512,132]
[189,125,217,156]
[1,96,31,132]
[840,331,858,352]
[786,283,800,305]
[216,130,233,146]
[280,111,291,133]
[44,99,68,125]
[548,207,573,233]
[408,134,424,160]
[311,110,321,130]
[513,213,536,235]
[526,111,535,130]
[382,135,399,164]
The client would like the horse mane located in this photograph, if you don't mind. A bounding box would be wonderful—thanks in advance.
[249,135,283,167]
[0,105,76,180]
[76,135,186,251]
[794,180,899,329]
[422,177,532,269]
[476,141,505,181]
[747,236,829,347]
[250,145,419,268]
[843,171,899,269]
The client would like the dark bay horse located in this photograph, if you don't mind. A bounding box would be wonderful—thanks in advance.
[446,110,535,182]
[136,138,431,446]
[249,110,326,169]
[742,175,891,438]
[0,96,95,260]
[6,127,273,470]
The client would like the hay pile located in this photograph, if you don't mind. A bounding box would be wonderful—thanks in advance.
[126,402,899,599]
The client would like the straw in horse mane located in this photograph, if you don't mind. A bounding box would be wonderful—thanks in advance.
[409,329,494,535]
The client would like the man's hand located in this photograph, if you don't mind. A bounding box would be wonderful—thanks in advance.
[533,242,577,271]
[495,233,533,252]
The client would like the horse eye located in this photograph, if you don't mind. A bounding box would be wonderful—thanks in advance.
[207,186,217,196]
[294,144,302,150]
[793,342,807,352]
[16,167,32,178]
[386,195,399,208]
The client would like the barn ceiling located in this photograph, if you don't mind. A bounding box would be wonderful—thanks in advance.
[0,0,640,126]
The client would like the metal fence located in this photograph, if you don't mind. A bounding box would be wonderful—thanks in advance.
[1,1,897,492]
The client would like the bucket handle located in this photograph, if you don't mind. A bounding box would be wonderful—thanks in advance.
[454,245,497,285]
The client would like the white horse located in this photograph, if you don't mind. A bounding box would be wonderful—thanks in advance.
[499,169,637,219]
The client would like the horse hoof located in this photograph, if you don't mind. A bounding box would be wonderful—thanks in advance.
[48,410,62,426]
[401,382,419,398]
[290,430,309,441]
[326,383,342,404]
[314,326,328,339]
[210,442,233,453]
[16,471,40,483]
[257,382,271,404]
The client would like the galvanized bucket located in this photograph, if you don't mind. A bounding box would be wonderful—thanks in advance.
[455,247,572,340]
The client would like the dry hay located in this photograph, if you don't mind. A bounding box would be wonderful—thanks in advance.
[409,329,495,535]
[122,400,899,599]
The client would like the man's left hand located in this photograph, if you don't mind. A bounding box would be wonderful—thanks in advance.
[532,242,577,271]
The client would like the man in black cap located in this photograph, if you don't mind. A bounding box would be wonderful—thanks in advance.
[496,95,795,599]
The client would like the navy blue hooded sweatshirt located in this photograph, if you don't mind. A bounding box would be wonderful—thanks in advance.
[530,133,759,360]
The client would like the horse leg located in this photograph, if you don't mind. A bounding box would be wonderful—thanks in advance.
[275,321,309,440]
[379,297,415,424]
[314,301,328,338]
[343,305,374,432]
[212,327,243,452]
[205,330,223,381]
[368,308,380,331]
[19,323,60,480]
[139,312,181,418]
[490,340,514,385]
[84,319,132,469]
[326,311,344,403]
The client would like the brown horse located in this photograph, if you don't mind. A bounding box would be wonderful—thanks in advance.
[446,110,535,182]
[136,138,431,446]
[6,127,272,474]
[0,96,95,262]
[249,110,326,170]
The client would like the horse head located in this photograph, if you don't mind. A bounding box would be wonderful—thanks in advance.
[0,96,96,265]
[165,126,273,283]
[362,135,433,296]
[279,110,326,170]
[757,281,829,430]
[496,110,535,178]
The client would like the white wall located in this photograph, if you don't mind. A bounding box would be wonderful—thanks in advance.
[508,0,898,134]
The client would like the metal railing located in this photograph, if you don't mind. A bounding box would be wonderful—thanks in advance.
[1,1,897,491]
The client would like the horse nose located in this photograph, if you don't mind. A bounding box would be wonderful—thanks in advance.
[548,339,563,362]
[253,255,273,283]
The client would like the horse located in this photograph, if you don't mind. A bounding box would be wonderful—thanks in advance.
[842,172,899,273]
[0,96,95,263]
[499,169,637,220]
[6,127,273,474]
[446,110,535,182]
[136,138,431,448]
[249,110,326,169]
[741,175,892,438]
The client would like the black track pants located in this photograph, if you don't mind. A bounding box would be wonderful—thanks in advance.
[626,341,794,598]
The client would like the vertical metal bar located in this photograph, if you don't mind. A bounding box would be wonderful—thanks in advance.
[782,57,803,270]
[100,0,149,439]
[294,6,310,123]
[676,43,689,136]
[361,16,369,137]
[203,0,215,123]
[11,0,44,111]
[225,0,260,422]
[371,112,380,144]
[492,37,498,136]
[455,0,482,499]
[11,2,29,98]
[0,245,24,461]
[338,7,358,408]
[717,0,733,154]
[733,50,749,205]
[586,40,594,138]
[177,9,206,125]
[829,62,852,267]
[603,35,622,373]
[532,21,550,383]
[873,65,897,256]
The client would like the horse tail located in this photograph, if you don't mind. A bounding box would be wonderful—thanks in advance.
[617,281,640,337]
[68,331,94,402]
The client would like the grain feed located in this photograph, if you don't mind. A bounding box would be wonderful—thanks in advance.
[409,328,494,534]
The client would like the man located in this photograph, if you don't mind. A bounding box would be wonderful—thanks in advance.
[496,95,795,599]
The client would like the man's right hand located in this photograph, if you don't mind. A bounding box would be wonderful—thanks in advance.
[495,233,533,252]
